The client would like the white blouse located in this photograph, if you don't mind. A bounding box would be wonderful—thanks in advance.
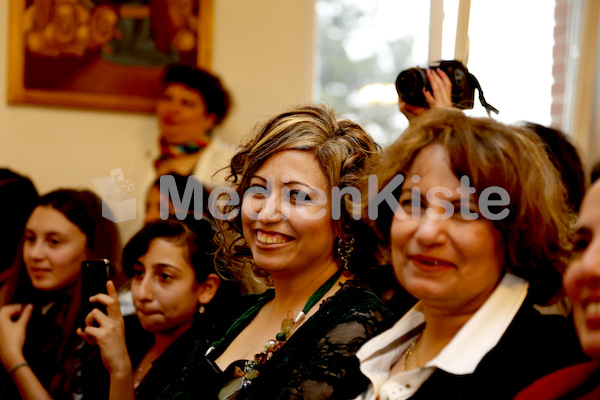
[354,274,529,400]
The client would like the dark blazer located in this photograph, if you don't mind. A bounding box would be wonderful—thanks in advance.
[409,301,589,400]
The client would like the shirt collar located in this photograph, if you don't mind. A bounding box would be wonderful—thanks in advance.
[357,273,528,373]
[356,304,425,362]
[427,273,528,374]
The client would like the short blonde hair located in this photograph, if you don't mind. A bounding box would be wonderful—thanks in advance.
[361,109,572,305]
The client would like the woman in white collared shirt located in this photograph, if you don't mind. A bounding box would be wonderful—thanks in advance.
[355,109,588,400]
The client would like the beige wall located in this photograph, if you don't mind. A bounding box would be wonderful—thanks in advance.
[0,0,315,194]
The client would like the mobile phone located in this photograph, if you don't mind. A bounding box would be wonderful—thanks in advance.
[80,259,109,328]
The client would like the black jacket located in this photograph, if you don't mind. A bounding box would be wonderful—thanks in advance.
[409,302,589,400]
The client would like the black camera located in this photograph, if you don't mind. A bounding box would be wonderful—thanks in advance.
[395,60,498,114]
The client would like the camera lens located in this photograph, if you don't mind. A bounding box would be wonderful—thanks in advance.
[395,68,428,108]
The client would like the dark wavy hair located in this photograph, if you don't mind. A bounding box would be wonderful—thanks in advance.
[123,218,240,332]
[520,122,586,213]
[41,190,121,271]
[0,169,38,273]
[162,64,231,125]
[0,189,123,389]
[361,109,573,305]
[124,219,214,282]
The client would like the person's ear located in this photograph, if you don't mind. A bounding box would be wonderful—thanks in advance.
[205,113,218,130]
[197,273,220,305]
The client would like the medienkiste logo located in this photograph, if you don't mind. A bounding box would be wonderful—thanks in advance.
[92,168,136,222]
[135,174,511,223]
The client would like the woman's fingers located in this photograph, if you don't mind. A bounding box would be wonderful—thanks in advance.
[83,307,108,329]
[79,306,122,345]
[105,281,123,319]
[399,68,454,120]
[425,69,453,108]
[0,304,34,368]
[82,282,124,343]
[88,281,122,319]
[16,304,33,327]
[437,68,453,89]
[0,304,33,331]
[0,304,25,320]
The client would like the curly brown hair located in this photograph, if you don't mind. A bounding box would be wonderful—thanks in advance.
[360,108,573,305]
[214,103,381,285]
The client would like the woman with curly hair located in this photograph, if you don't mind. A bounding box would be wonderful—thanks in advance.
[166,103,395,400]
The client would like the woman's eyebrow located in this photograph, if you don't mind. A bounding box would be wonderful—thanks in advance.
[284,180,315,189]
[152,262,183,272]
[253,174,316,190]
[250,174,266,181]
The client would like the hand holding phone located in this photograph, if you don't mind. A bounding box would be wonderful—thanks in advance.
[80,259,109,328]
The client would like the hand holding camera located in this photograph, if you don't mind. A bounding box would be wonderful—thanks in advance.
[396,60,498,117]
[398,68,453,120]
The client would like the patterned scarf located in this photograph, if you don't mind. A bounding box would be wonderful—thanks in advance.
[154,136,209,170]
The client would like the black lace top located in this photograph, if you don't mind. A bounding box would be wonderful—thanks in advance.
[161,279,394,400]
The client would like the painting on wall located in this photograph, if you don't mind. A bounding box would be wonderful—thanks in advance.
[7,0,213,113]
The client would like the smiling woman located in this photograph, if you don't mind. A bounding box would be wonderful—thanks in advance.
[160,103,395,400]
[389,143,506,313]
[355,108,588,400]
[514,181,600,399]
[241,150,339,276]
[153,64,231,177]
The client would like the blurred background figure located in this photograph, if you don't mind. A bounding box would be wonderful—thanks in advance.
[591,159,600,184]
[145,174,210,225]
[0,169,38,276]
[153,64,232,180]
[522,122,586,213]
[122,64,234,244]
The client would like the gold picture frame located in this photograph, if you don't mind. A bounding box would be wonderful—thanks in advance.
[7,0,213,113]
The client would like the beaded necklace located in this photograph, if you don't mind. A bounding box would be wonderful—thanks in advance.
[217,267,344,400]
[401,331,423,371]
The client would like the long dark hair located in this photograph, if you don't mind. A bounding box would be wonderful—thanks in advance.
[0,169,38,273]
[123,218,241,340]
[2,188,122,319]
[0,189,123,396]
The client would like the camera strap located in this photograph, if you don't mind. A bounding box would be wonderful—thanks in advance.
[469,73,499,116]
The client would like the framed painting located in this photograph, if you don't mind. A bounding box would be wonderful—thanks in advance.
[7,0,213,113]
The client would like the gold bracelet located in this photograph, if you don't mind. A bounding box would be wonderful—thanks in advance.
[8,362,29,374]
